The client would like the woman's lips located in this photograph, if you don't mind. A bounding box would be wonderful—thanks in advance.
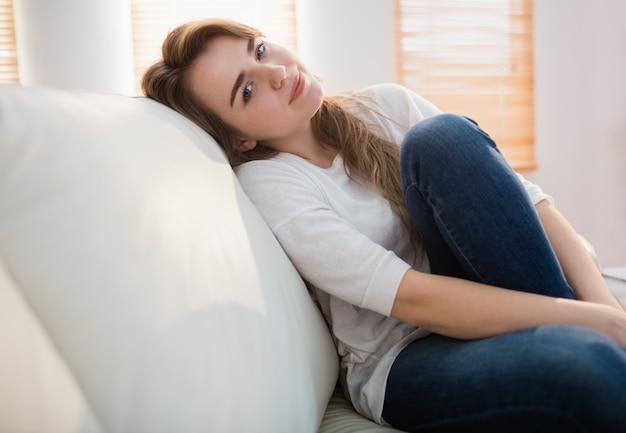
[290,71,304,103]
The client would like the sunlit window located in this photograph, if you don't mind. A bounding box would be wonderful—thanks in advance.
[0,0,18,84]
[395,0,535,170]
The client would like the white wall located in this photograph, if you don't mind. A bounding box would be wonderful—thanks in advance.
[13,0,135,95]
[296,0,395,93]
[530,0,626,267]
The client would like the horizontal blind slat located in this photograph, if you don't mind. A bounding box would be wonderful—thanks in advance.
[0,0,18,84]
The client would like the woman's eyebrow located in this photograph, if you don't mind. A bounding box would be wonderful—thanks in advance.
[230,38,256,107]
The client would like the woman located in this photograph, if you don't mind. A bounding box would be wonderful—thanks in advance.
[142,18,626,432]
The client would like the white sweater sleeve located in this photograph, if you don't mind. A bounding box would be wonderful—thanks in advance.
[235,160,410,317]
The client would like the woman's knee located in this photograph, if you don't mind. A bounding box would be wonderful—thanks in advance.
[537,325,626,376]
[525,325,626,409]
[400,114,496,180]
[530,325,626,428]
[401,114,480,157]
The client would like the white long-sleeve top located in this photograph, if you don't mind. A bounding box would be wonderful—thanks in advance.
[235,83,550,425]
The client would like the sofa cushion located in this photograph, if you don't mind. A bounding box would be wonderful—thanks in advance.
[319,387,404,433]
[0,85,338,433]
[0,256,105,432]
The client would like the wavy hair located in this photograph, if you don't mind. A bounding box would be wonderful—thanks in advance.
[142,18,416,243]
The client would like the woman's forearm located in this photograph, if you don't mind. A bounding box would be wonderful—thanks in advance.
[392,269,626,345]
[535,199,623,310]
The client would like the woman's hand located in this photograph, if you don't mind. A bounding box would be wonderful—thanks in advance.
[392,269,626,346]
[587,302,626,345]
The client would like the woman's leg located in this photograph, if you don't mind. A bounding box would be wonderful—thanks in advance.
[400,114,574,298]
[383,325,626,432]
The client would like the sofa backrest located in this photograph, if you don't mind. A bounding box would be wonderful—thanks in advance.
[0,85,338,433]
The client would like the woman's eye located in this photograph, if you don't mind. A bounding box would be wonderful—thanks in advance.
[256,43,265,60]
[242,83,253,102]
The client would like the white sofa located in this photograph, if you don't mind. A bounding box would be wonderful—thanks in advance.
[0,84,405,433]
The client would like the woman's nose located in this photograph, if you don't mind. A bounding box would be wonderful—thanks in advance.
[267,64,286,89]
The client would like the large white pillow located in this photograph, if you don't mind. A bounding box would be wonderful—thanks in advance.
[0,85,338,433]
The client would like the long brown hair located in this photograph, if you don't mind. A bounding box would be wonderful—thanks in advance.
[142,18,416,242]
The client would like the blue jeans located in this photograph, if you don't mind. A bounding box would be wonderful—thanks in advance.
[382,114,626,432]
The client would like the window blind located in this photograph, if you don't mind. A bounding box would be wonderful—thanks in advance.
[131,0,297,94]
[395,0,535,170]
[0,0,18,84]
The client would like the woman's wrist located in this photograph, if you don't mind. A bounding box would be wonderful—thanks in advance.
[573,283,624,311]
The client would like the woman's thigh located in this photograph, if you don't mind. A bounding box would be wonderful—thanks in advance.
[383,325,626,432]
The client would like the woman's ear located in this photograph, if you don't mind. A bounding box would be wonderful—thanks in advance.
[234,139,257,153]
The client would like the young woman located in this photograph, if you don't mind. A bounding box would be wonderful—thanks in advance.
[142,18,626,432]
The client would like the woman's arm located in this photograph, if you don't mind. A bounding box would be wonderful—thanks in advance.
[535,199,623,310]
[392,269,626,345]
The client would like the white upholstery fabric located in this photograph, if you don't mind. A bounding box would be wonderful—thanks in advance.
[319,388,404,433]
[0,85,338,433]
[0,257,104,432]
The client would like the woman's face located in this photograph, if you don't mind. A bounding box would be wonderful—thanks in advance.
[188,35,324,150]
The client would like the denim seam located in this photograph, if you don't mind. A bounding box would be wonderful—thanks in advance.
[406,181,485,282]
